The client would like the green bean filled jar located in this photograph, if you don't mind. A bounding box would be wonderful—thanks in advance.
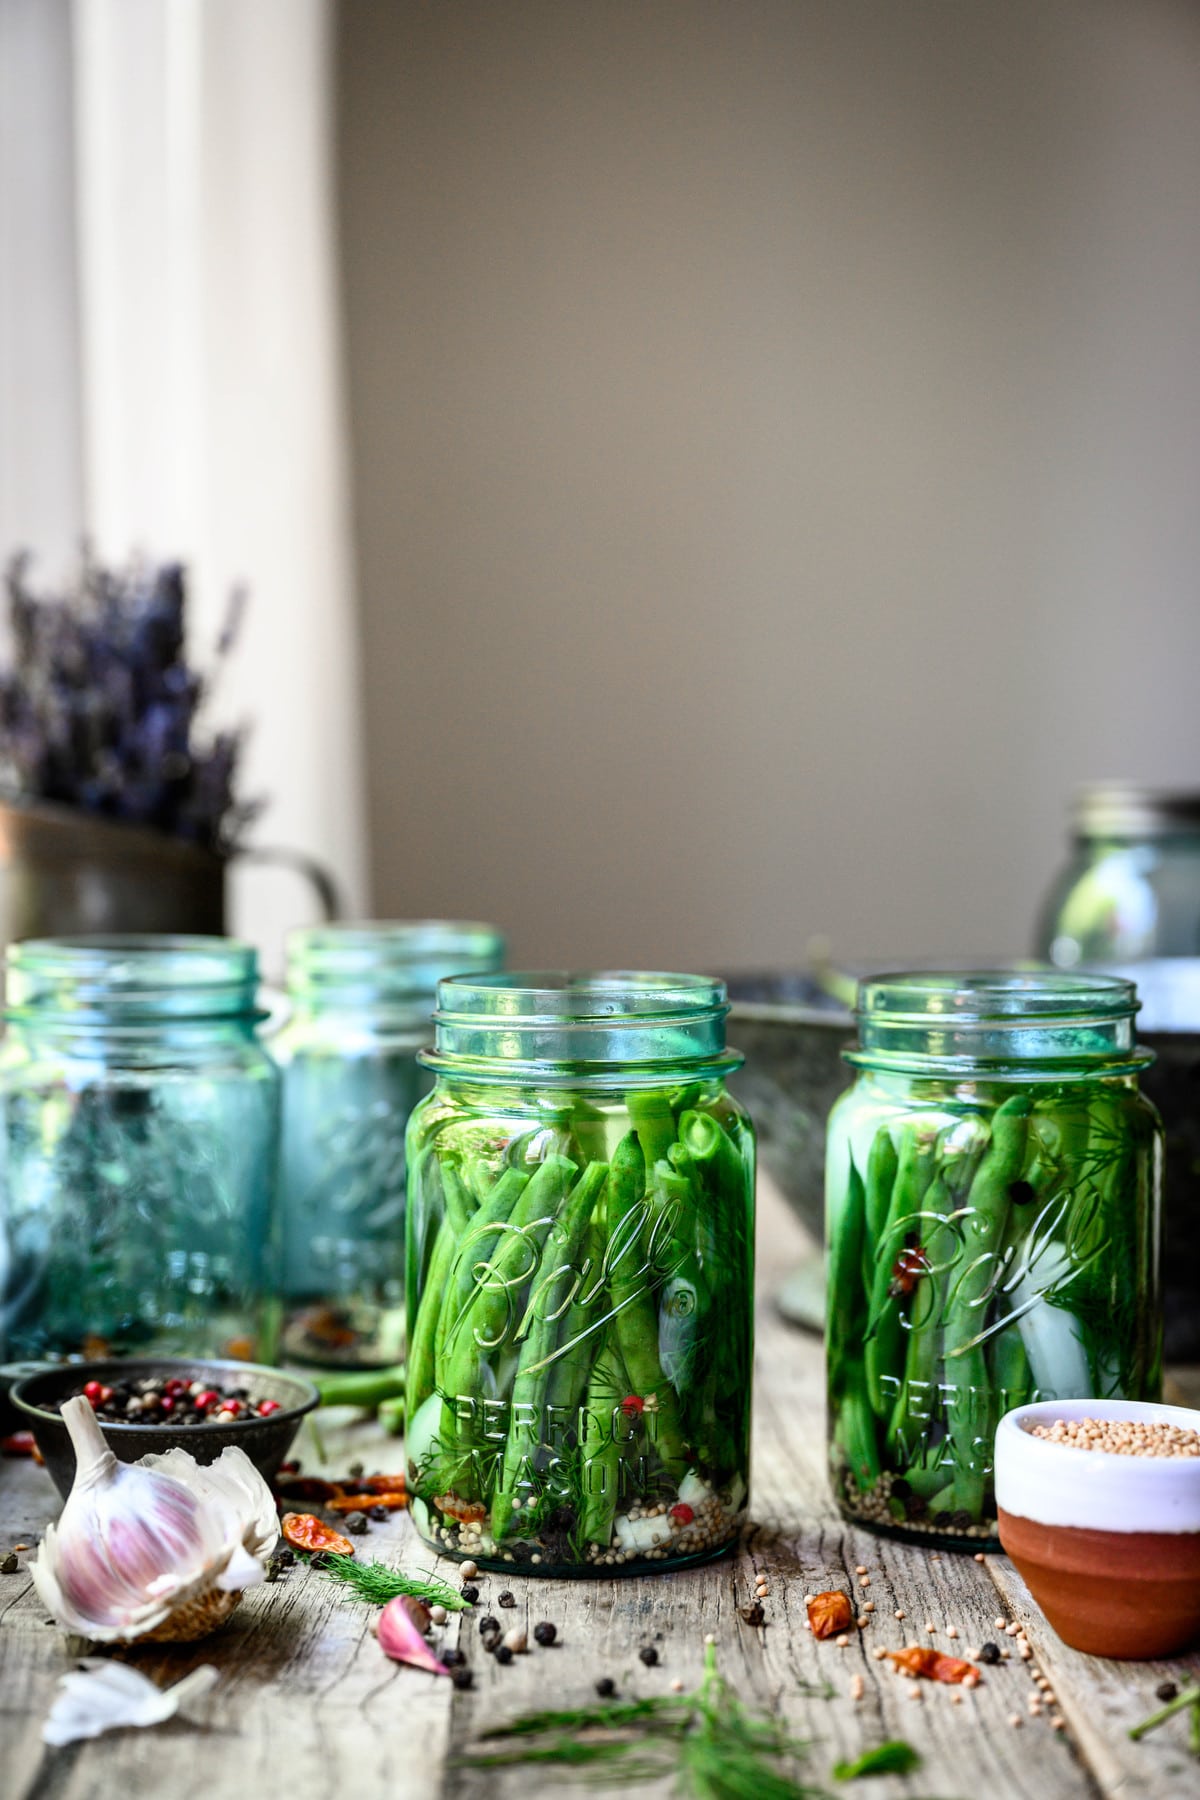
[0,936,278,1362]
[273,922,504,1367]
[405,972,755,1576]
[826,972,1163,1549]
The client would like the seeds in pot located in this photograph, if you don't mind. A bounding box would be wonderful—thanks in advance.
[1028,1418,1200,1457]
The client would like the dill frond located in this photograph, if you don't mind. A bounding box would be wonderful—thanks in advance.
[319,1555,468,1610]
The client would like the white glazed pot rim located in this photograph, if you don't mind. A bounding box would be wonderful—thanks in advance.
[994,1398,1200,1535]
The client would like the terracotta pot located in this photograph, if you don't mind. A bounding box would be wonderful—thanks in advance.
[0,800,341,945]
[995,1399,1200,1660]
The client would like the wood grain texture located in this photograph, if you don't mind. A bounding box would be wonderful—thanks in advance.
[1,1176,1196,1799]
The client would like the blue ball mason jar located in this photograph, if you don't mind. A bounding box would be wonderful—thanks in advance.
[0,936,279,1362]
[405,971,755,1576]
[825,970,1163,1550]
[271,922,505,1367]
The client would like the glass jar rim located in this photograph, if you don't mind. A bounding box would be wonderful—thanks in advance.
[849,968,1150,1076]
[856,968,1139,1023]
[4,934,262,1023]
[424,969,739,1082]
[286,919,505,1003]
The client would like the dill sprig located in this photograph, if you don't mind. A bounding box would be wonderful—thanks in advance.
[459,1640,832,1797]
[319,1555,469,1611]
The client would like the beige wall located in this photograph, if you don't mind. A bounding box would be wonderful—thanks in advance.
[337,0,1200,973]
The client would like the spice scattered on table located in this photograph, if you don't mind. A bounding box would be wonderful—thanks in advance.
[0,1550,18,1574]
[639,1645,660,1666]
[281,1514,355,1559]
[533,1621,557,1646]
[887,1647,978,1685]
[807,1590,854,1640]
[1029,1418,1200,1457]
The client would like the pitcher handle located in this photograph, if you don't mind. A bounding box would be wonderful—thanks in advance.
[230,844,344,923]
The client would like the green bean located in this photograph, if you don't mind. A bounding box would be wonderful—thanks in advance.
[491,1161,610,1536]
[606,1131,689,1477]
[864,1121,938,1416]
[627,1088,677,1169]
[677,1108,742,1194]
[579,1338,629,1549]
[435,1167,531,1369]
[440,1154,578,1387]
[440,1162,475,1237]
[990,1322,1031,1415]
[407,1218,459,1417]
[942,1095,1031,1513]
[862,1126,899,1291]
[545,1219,606,1415]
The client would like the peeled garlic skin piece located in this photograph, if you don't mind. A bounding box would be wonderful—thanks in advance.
[31,1396,278,1643]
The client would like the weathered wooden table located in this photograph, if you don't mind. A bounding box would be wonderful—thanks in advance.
[2,1178,1197,1799]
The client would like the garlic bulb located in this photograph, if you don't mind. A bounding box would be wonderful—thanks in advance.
[32,1396,278,1643]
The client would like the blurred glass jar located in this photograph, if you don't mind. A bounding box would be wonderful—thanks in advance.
[1037,786,1200,967]
[0,936,279,1363]
[272,922,505,1367]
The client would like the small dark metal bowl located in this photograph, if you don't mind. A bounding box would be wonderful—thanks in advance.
[12,1357,320,1499]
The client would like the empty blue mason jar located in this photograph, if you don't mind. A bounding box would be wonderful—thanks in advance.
[272,921,505,1367]
[0,936,279,1362]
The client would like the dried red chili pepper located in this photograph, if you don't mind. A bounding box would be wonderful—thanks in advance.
[0,1431,35,1457]
[806,1590,854,1639]
[357,1473,409,1495]
[887,1646,977,1684]
[434,1492,486,1524]
[274,1476,347,1503]
[280,1512,356,1557]
[327,1491,408,1513]
[888,1245,930,1298]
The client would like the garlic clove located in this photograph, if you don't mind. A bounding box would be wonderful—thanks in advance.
[32,1397,278,1643]
[42,1660,218,1746]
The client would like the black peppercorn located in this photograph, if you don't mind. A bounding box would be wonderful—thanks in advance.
[978,1643,1001,1664]
[452,1667,473,1690]
[461,1583,480,1604]
[495,1644,514,1665]
[1156,1680,1178,1702]
[0,1551,18,1575]
[277,1547,296,1567]
[741,1601,765,1626]
[343,1511,369,1535]
[533,1621,557,1646]
[370,1505,389,1522]
[498,1590,516,1608]
[479,1615,501,1634]
[595,1676,616,1698]
[638,1646,659,1667]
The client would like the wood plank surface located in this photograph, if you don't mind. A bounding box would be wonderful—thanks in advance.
[1,1177,1197,1800]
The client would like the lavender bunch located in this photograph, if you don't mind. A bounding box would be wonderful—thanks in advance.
[0,553,262,851]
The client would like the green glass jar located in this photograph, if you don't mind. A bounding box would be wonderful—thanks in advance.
[1037,784,1200,965]
[272,922,504,1366]
[405,972,755,1576]
[825,971,1162,1549]
[0,936,279,1362]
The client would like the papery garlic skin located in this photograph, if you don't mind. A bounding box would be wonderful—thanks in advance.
[32,1396,278,1643]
